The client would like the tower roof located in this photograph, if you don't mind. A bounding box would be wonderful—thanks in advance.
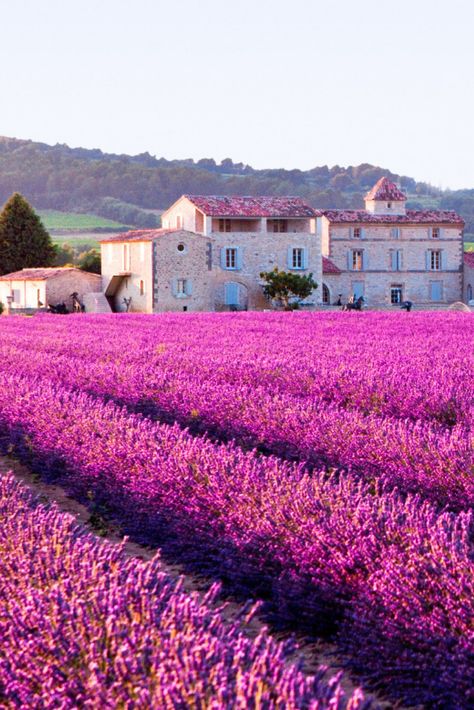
[365,177,406,202]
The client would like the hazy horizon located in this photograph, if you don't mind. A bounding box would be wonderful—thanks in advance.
[1,0,473,190]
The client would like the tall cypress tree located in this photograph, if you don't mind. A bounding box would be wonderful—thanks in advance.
[0,193,56,275]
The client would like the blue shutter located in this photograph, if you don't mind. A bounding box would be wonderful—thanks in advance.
[349,227,354,239]
[441,251,447,270]
[347,250,352,271]
[185,279,193,296]
[390,250,397,270]
[397,250,403,271]
[362,251,368,271]
[425,251,431,270]
[171,279,177,296]
[302,248,309,269]
[287,247,293,269]
[225,282,239,305]
[236,247,243,271]
[360,228,366,239]
[220,248,227,269]
[391,227,400,239]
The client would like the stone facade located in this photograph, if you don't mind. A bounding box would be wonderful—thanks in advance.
[321,178,464,306]
[101,196,322,313]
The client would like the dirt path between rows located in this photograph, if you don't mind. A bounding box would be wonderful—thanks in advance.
[0,455,395,708]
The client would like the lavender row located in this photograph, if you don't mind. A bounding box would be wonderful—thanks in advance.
[0,372,472,707]
[0,473,367,709]
[0,314,472,509]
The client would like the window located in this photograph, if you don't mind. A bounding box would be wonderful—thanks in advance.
[177,243,186,253]
[431,227,440,239]
[12,289,20,304]
[467,284,473,302]
[139,280,144,296]
[387,202,392,209]
[292,248,304,269]
[390,227,400,239]
[271,219,288,233]
[429,250,441,271]
[391,286,403,304]
[226,248,237,269]
[352,250,363,271]
[353,227,361,239]
[176,278,186,296]
[322,284,330,304]
[219,219,232,232]
[390,249,402,271]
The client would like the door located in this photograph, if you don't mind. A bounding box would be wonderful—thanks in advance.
[352,281,364,300]
[430,281,442,301]
[224,282,239,306]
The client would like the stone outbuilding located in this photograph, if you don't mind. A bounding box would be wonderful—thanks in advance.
[0,267,102,312]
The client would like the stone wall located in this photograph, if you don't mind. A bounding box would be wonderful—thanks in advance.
[322,218,463,305]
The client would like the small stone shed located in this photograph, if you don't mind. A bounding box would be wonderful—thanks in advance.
[0,267,102,312]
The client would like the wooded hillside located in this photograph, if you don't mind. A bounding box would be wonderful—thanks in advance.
[0,136,472,234]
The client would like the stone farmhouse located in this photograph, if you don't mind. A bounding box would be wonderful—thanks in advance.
[99,179,465,313]
[100,196,321,312]
[320,178,465,306]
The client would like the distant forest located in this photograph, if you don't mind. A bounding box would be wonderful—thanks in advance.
[0,136,473,234]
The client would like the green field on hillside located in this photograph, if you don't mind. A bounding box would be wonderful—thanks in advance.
[37,210,129,231]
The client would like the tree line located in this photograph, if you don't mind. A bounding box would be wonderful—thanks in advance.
[0,136,473,234]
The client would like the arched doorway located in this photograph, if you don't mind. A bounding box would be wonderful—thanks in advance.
[217,281,249,311]
[322,283,330,305]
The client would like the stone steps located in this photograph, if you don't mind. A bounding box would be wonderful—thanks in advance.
[82,292,112,314]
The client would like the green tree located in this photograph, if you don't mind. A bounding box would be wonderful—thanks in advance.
[78,248,101,274]
[260,267,318,310]
[0,193,56,275]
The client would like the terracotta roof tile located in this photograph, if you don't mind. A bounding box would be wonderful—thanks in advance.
[100,228,182,243]
[322,209,464,225]
[322,257,341,274]
[184,195,319,218]
[464,252,474,268]
[365,177,406,201]
[0,267,95,281]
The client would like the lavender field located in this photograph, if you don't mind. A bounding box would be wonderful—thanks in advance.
[0,311,473,708]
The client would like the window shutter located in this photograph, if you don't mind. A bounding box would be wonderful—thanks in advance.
[220,248,227,269]
[225,282,239,306]
[287,247,293,269]
[349,227,354,239]
[236,247,243,271]
[390,250,397,270]
[425,251,431,271]
[439,228,444,239]
[302,248,309,269]
[347,250,352,271]
[362,251,368,271]
[171,279,178,296]
[185,279,193,296]
[360,228,366,239]
[428,227,433,239]
[441,251,447,270]
[391,227,400,239]
[397,250,403,270]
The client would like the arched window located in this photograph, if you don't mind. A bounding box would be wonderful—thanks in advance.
[322,283,330,305]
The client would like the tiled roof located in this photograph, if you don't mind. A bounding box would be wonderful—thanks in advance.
[322,209,464,225]
[184,195,319,218]
[100,228,185,243]
[322,257,341,274]
[464,252,474,268]
[365,177,406,201]
[0,267,95,281]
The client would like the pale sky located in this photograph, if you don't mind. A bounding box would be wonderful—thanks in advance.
[0,0,473,189]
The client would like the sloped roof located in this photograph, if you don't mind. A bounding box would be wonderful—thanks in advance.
[464,252,474,268]
[183,195,319,218]
[322,257,341,274]
[322,209,464,225]
[100,228,197,243]
[365,177,406,201]
[0,267,98,281]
